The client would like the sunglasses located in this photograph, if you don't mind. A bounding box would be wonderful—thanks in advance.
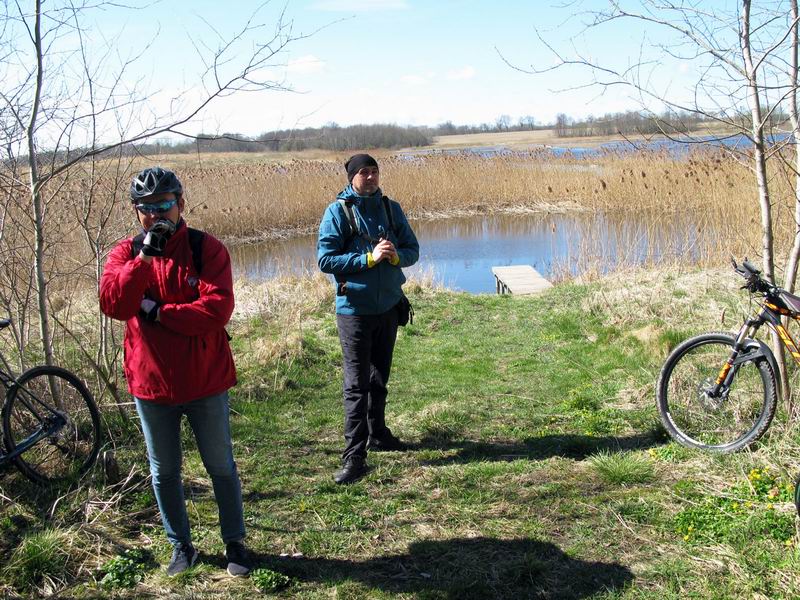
[135,199,177,214]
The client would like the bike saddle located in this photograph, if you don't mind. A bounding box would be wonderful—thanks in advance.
[779,290,800,314]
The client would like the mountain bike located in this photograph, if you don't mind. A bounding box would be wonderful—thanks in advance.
[0,318,100,484]
[655,259,793,453]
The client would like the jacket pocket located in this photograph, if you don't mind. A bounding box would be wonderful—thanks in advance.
[343,279,369,304]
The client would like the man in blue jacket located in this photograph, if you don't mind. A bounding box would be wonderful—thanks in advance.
[317,154,420,484]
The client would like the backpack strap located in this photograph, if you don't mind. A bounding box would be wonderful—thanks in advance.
[187,227,204,275]
[130,227,204,275]
[381,196,398,234]
[338,197,399,237]
[337,198,360,243]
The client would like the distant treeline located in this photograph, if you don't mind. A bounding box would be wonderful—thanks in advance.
[553,111,716,138]
[126,110,744,156]
[142,124,434,154]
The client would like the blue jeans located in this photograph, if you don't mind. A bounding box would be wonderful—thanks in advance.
[135,391,245,547]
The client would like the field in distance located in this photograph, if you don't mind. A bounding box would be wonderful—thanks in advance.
[430,124,736,150]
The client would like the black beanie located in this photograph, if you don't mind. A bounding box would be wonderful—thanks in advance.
[345,154,379,182]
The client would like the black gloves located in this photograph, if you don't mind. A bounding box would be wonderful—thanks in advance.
[141,219,176,257]
[140,298,160,322]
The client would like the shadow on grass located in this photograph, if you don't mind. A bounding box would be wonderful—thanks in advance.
[256,536,634,599]
[416,429,668,465]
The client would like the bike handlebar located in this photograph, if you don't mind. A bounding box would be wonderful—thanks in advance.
[732,258,774,294]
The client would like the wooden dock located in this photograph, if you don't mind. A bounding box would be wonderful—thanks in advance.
[491,265,553,295]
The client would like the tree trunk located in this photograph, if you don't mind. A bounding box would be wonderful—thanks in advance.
[741,0,788,400]
[26,0,54,369]
[784,0,800,296]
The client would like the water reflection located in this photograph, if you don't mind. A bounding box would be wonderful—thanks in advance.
[229,211,709,294]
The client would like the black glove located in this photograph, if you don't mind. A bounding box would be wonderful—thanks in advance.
[141,219,176,257]
[140,298,161,322]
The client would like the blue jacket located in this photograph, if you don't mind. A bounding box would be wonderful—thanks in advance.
[317,186,419,315]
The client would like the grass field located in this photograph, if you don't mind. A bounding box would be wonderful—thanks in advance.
[2,267,800,598]
[430,129,651,149]
[429,125,735,149]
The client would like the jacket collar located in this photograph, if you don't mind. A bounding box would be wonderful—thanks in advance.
[336,184,383,205]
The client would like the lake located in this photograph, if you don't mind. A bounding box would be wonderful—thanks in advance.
[230,210,707,294]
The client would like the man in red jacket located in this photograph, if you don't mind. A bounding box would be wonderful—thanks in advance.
[99,167,250,577]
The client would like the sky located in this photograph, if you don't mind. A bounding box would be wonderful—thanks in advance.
[13,0,754,143]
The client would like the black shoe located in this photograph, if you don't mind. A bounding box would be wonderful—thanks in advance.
[334,456,368,484]
[225,541,252,577]
[167,543,198,576]
[367,432,407,452]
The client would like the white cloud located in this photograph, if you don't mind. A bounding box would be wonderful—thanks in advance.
[310,0,408,11]
[446,66,476,80]
[287,55,326,74]
[400,74,427,86]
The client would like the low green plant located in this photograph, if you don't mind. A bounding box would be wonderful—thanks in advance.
[737,466,794,503]
[647,443,692,463]
[98,548,152,590]
[252,568,291,593]
[674,468,796,546]
[589,451,656,485]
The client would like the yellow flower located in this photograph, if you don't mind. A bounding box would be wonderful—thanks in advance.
[683,535,690,541]
[731,502,739,510]
[767,503,774,510]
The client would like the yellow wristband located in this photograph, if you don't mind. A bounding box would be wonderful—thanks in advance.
[390,255,400,266]
[366,252,375,268]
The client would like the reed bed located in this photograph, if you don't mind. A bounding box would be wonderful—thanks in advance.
[9,147,800,272]
[158,148,792,269]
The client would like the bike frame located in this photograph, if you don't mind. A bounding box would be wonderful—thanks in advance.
[711,298,800,398]
[0,361,66,464]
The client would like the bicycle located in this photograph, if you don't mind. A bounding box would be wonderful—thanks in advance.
[655,258,793,453]
[0,318,100,484]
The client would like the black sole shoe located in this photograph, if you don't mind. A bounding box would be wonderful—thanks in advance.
[334,458,368,484]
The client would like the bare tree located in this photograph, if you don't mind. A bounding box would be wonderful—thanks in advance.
[0,1,305,379]
[504,1,800,398]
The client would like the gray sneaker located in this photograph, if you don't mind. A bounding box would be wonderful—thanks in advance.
[166,543,198,576]
[225,541,252,577]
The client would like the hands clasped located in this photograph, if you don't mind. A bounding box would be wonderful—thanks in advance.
[371,238,398,264]
[141,219,176,257]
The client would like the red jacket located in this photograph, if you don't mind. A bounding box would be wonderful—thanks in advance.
[99,222,237,405]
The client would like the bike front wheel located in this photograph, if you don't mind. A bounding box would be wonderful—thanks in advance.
[656,333,777,452]
[1,366,101,484]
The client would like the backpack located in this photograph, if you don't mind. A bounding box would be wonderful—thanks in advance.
[131,227,204,274]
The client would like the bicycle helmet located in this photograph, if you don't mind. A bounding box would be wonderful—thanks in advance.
[130,167,183,202]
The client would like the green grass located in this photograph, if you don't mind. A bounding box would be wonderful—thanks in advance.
[2,268,800,598]
[588,451,657,485]
[3,529,74,592]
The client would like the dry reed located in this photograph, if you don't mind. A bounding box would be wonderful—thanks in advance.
[10,147,800,276]
[169,148,792,271]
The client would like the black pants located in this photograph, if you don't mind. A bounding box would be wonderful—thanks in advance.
[336,309,399,460]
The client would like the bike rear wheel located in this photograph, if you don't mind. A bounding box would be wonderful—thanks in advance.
[1,366,100,484]
[656,333,777,452]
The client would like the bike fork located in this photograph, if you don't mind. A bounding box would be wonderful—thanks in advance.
[710,321,758,396]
